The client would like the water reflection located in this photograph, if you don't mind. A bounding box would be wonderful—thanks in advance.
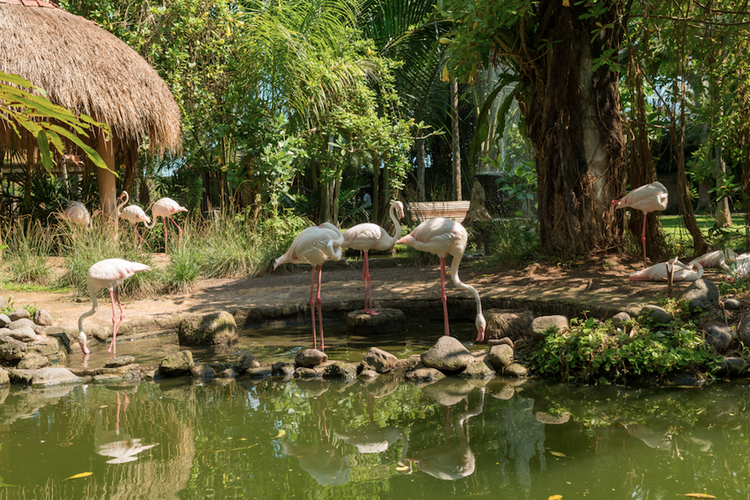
[407,388,485,480]
[2,376,750,499]
[94,391,158,464]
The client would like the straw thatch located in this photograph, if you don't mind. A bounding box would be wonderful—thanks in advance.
[0,0,181,154]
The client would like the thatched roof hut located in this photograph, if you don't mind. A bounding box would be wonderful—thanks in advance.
[0,0,181,216]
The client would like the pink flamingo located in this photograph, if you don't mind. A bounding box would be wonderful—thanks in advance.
[396,218,485,342]
[612,181,668,268]
[273,223,344,350]
[629,258,703,282]
[342,201,404,314]
[144,197,187,254]
[59,200,91,227]
[117,191,151,247]
[77,258,152,355]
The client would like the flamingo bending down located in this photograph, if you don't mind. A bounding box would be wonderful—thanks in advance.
[77,259,152,355]
[342,201,404,314]
[58,200,92,227]
[628,258,703,282]
[396,218,485,342]
[144,197,187,254]
[273,223,344,350]
[612,181,668,268]
[117,192,151,247]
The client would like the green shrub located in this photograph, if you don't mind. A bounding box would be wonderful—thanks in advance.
[2,218,53,285]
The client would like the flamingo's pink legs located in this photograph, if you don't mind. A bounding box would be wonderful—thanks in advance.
[108,289,124,354]
[309,266,318,350]
[308,266,326,351]
[315,265,325,350]
[641,211,648,268]
[440,257,450,336]
[362,252,380,315]
[162,216,184,254]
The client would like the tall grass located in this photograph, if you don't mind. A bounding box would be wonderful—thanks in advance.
[2,218,54,285]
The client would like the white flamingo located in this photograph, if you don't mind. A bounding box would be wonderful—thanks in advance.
[612,181,669,268]
[117,191,151,247]
[144,197,187,254]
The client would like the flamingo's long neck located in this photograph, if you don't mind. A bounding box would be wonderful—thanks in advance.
[387,203,402,246]
[116,192,129,216]
[78,289,99,333]
[449,253,483,321]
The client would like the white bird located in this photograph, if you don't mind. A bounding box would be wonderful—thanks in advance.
[612,181,669,268]
[58,200,91,227]
[78,258,152,355]
[117,191,151,247]
[273,223,344,350]
[144,197,187,254]
[721,252,750,279]
[342,201,404,314]
[396,218,485,342]
[629,258,703,282]
[689,248,737,269]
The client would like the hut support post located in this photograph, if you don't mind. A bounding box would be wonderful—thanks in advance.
[97,133,117,229]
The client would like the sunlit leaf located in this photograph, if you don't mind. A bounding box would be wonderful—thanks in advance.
[549,495,563,500]
[550,451,568,457]
[274,430,286,438]
[65,472,93,480]
[683,494,717,499]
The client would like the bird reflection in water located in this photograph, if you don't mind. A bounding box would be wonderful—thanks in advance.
[334,393,408,464]
[407,388,485,480]
[281,394,351,485]
[95,391,158,464]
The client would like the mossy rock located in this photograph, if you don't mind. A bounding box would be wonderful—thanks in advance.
[178,311,238,347]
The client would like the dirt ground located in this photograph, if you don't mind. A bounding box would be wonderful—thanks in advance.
[2,252,736,336]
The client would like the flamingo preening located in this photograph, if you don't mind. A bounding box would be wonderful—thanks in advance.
[612,181,669,268]
[77,258,152,355]
[117,191,151,247]
[396,218,485,342]
[342,201,404,314]
[274,223,344,350]
[628,258,703,282]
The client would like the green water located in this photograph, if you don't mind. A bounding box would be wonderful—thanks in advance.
[2,321,750,499]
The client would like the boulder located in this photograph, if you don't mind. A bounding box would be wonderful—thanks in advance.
[0,368,9,386]
[717,357,748,378]
[191,364,216,379]
[639,305,674,324]
[105,356,136,368]
[0,335,27,361]
[531,315,569,339]
[404,367,445,382]
[703,321,735,353]
[611,312,631,328]
[178,311,238,347]
[26,337,61,358]
[484,309,534,341]
[364,347,398,374]
[487,337,514,349]
[8,308,30,321]
[31,367,85,387]
[158,351,194,377]
[486,344,514,370]
[346,309,406,335]
[272,362,295,378]
[33,309,54,326]
[17,352,49,370]
[738,313,750,346]
[458,360,495,379]
[504,363,528,378]
[7,327,39,342]
[420,336,475,373]
[245,366,272,378]
[322,362,358,380]
[681,279,720,312]
[0,314,10,328]
[723,298,742,310]
[235,352,261,374]
[295,349,328,368]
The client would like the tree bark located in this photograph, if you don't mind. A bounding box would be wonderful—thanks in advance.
[520,3,626,255]
[417,137,426,202]
[451,78,462,201]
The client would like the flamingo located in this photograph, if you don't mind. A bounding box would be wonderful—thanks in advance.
[77,258,152,355]
[629,258,703,282]
[58,200,91,227]
[688,248,737,269]
[396,218,485,342]
[273,223,344,350]
[144,197,187,254]
[117,191,151,247]
[342,201,404,314]
[612,181,669,268]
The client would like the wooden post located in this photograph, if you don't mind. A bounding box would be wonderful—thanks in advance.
[96,131,117,228]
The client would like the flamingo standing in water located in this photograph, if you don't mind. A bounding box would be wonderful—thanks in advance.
[396,218,485,342]
[612,181,668,268]
[144,197,187,254]
[117,192,151,247]
[342,201,404,314]
[274,223,344,350]
[77,258,152,355]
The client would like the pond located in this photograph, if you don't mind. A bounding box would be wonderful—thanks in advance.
[2,323,750,499]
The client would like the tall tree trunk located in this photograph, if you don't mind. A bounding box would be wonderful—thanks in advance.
[521,4,625,255]
[372,153,381,225]
[417,138,426,201]
[715,143,732,226]
[451,78,462,201]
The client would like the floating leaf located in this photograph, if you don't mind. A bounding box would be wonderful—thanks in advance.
[683,495,717,499]
[549,495,563,500]
[274,430,286,438]
[395,465,410,472]
[550,451,568,458]
[65,472,93,480]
